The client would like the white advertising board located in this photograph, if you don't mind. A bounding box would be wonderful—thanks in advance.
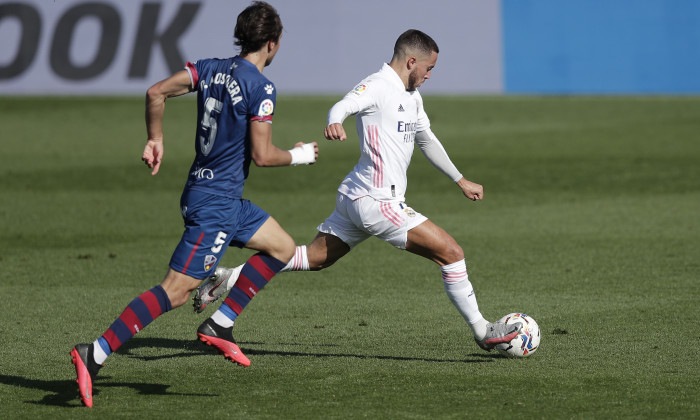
[0,0,502,95]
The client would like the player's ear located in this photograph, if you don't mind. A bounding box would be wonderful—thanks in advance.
[407,57,417,70]
[267,39,278,53]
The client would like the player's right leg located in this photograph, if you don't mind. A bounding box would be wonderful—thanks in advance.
[192,232,352,312]
[70,190,236,406]
[306,232,351,270]
[193,193,359,313]
[303,192,361,270]
[70,283,173,407]
[197,212,295,366]
[70,343,102,408]
[70,269,201,407]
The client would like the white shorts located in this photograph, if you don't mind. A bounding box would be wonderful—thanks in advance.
[317,193,428,249]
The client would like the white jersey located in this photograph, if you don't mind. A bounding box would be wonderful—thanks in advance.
[330,63,430,202]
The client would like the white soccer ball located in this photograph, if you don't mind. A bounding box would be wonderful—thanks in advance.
[495,313,540,358]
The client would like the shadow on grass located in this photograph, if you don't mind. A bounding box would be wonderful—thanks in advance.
[0,374,216,408]
[3,338,496,407]
[121,337,495,364]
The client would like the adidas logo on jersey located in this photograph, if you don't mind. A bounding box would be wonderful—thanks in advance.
[398,104,405,112]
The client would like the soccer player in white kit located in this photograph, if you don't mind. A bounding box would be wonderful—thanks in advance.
[195,29,521,351]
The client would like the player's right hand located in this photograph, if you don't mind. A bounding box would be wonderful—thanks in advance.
[324,123,347,141]
[142,139,164,175]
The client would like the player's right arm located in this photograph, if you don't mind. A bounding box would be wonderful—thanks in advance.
[142,70,193,175]
[324,122,347,141]
[324,97,359,141]
[325,81,376,141]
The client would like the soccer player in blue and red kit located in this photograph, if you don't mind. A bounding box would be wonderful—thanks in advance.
[69,1,318,407]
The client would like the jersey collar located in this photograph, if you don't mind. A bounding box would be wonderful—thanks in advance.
[381,63,409,91]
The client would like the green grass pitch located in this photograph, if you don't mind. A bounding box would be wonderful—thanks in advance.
[0,95,698,418]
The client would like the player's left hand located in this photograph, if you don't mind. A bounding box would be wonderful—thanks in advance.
[293,141,319,163]
[457,177,483,201]
[142,139,164,175]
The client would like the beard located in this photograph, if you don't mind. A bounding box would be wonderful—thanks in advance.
[407,69,421,91]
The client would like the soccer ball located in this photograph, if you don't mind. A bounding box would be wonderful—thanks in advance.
[495,313,540,358]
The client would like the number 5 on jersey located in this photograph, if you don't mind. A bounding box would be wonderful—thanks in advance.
[212,231,228,253]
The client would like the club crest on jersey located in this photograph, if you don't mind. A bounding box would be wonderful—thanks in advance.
[258,99,274,116]
[204,255,217,271]
[264,84,274,94]
[404,207,416,217]
[352,84,367,95]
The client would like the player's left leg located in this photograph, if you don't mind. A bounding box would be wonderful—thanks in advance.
[405,219,486,334]
[405,220,521,351]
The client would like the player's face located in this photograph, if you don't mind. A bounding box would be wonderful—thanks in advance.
[407,51,438,91]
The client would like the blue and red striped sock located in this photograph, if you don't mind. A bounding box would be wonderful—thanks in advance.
[216,253,286,325]
[94,285,172,362]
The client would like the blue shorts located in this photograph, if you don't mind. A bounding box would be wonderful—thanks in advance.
[170,189,270,279]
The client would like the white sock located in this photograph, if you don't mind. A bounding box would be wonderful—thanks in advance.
[211,310,235,328]
[442,259,487,339]
[281,245,309,271]
[92,339,108,365]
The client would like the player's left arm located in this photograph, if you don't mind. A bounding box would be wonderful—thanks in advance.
[250,121,318,167]
[143,70,193,175]
[415,128,483,201]
[250,81,317,166]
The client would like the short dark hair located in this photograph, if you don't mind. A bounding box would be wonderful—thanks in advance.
[234,1,283,55]
[393,29,439,59]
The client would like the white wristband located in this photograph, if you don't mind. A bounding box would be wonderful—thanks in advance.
[289,143,316,165]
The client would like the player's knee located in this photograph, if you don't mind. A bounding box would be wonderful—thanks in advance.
[442,241,464,265]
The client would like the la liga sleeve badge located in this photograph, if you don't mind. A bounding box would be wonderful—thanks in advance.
[352,83,367,96]
[258,99,274,117]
